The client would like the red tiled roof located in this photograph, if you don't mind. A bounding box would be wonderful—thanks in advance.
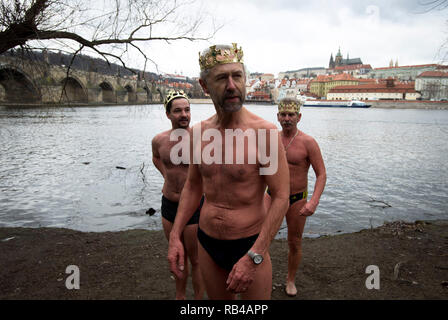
[311,73,358,83]
[329,81,416,93]
[417,71,448,78]
[334,64,372,71]
[358,79,377,83]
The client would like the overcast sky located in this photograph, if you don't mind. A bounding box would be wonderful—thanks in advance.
[135,0,448,78]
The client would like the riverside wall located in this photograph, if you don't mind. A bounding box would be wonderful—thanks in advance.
[368,100,448,109]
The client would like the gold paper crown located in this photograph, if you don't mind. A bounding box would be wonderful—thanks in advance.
[164,90,189,110]
[278,100,302,113]
[199,43,244,71]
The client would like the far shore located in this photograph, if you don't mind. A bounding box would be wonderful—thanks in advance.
[0,219,446,300]
[1,99,448,109]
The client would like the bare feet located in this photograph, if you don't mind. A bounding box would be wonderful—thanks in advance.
[285,281,297,297]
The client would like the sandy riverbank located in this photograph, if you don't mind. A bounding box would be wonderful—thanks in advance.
[0,219,447,300]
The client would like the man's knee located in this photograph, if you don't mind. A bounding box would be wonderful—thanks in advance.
[288,237,302,253]
[189,254,200,267]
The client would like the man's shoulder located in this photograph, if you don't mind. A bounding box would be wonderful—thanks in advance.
[245,109,277,130]
[152,130,171,144]
[298,131,320,147]
[194,116,216,130]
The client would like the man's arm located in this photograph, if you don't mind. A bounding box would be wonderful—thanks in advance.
[226,128,290,293]
[167,128,203,279]
[251,128,290,256]
[299,137,326,216]
[151,135,165,177]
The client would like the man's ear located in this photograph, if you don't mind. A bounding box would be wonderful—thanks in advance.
[199,78,209,94]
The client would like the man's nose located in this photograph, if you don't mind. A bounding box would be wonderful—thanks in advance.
[226,76,237,91]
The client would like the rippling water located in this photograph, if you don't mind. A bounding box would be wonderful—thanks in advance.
[1,104,447,238]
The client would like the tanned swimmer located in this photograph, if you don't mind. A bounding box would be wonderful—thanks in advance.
[152,90,205,299]
[167,44,290,299]
[265,98,327,297]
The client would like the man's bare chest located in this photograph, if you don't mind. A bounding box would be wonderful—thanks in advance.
[285,142,309,167]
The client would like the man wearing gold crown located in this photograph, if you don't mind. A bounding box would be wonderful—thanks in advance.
[167,44,290,299]
[152,90,205,299]
[265,97,327,297]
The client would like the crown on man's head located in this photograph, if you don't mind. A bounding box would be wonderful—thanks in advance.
[199,43,244,71]
[278,99,303,113]
[164,90,189,110]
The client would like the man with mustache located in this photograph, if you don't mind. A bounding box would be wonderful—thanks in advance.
[167,44,290,299]
[265,98,327,297]
[152,90,205,299]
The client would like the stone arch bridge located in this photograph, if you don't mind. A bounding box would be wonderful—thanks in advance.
[0,56,168,105]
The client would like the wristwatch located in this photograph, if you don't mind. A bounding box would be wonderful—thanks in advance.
[247,250,264,265]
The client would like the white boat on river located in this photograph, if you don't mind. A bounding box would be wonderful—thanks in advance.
[303,100,371,108]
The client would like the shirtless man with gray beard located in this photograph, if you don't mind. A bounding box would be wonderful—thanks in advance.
[167,44,290,300]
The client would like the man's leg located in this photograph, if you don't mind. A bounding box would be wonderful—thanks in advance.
[183,224,205,299]
[198,241,236,300]
[162,217,188,300]
[285,199,307,297]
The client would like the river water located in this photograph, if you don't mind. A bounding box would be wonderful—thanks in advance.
[1,104,447,238]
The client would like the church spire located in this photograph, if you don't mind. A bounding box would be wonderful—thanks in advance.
[329,53,335,69]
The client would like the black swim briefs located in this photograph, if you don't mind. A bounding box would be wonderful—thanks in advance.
[266,189,308,205]
[161,195,203,225]
[197,226,259,271]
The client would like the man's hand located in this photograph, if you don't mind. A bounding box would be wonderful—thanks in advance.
[226,255,257,293]
[299,201,318,216]
[167,235,185,279]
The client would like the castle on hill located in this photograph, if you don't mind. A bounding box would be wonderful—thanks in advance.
[329,47,362,69]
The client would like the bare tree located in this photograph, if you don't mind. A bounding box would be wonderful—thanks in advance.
[419,0,448,62]
[0,0,217,71]
[419,0,448,12]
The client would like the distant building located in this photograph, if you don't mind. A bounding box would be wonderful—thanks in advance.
[250,73,275,81]
[329,48,363,69]
[246,78,274,102]
[415,71,448,100]
[163,73,187,82]
[332,64,372,77]
[368,64,440,81]
[327,78,420,100]
[274,78,312,102]
[278,67,326,79]
[309,73,359,98]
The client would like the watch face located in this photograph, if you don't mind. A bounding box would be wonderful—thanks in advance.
[254,255,263,264]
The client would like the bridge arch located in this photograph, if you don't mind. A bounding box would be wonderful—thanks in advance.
[143,86,152,103]
[124,84,136,103]
[0,65,41,102]
[61,76,88,103]
[0,83,5,102]
[156,88,163,103]
[99,81,115,103]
